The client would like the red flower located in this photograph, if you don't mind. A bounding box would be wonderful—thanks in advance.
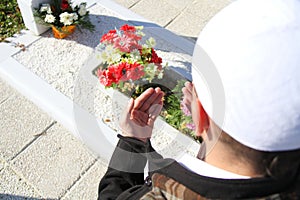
[97,24,164,88]
[97,69,114,87]
[97,63,125,87]
[124,62,145,81]
[114,34,142,53]
[61,0,69,10]
[150,48,163,70]
[150,49,162,64]
[100,30,118,44]
[120,24,136,32]
[110,62,126,82]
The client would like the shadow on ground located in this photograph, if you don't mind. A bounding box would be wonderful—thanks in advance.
[0,194,55,200]
[40,14,194,56]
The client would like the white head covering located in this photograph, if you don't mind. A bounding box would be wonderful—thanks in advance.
[192,0,300,151]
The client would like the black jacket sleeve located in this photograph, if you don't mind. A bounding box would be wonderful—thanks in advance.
[98,134,149,200]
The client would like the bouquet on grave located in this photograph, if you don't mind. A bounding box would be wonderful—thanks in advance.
[96,24,166,92]
[34,0,94,38]
[96,24,198,142]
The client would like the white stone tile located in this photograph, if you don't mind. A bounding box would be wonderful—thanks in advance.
[163,0,194,10]
[166,11,203,39]
[130,0,180,27]
[167,0,231,38]
[0,43,20,63]
[62,159,108,200]
[11,124,97,199]
[185,0,231,22]
[0,166,42,199]
[112,0,141,8]
[187,0,232,18]
[0,78,15,103]
[0,94,54,161]
[0,157,5,172]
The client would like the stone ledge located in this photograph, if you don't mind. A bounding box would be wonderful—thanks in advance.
[0,0,199,161]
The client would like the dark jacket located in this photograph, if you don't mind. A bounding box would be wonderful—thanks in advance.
[98,135,300,199]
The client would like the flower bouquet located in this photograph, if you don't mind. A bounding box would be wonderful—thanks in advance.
[96,24,198,141]
[96,24,164,91]
[34,0,94,38]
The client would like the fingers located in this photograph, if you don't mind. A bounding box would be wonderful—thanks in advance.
[182,82,193,110]
[127,98,134,113]
[182,82,193,97]
[130,87,164,127]
[133,87,155,110]
[147,103,163,126]
[133,87,164,112]
[119,98,134,131]
[131,109,148,126]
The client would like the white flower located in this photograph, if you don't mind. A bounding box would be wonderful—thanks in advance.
[146,37,156,48]
[78,4,87,16]
[59,12,74,26]
[99,45,121,64]
[40,4,50,13]
[131,49,141,61]
[44,14,56,23]
[72,13,78,21]
[145,63,157,80]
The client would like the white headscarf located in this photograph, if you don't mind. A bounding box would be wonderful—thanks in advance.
[192,0,300,151]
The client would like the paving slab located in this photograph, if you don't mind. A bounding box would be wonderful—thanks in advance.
[131,0,180,27]
[0,78,15,104]
[185,0,231,18]
[112,0,141,8]
[0,94,54,161]
[0,157,5,172]
[62,159,108,200]
[166,11,203,39]
[167,0,231,38]
[163,0,194,10]
[0,166,42,199]
[11,123,97,199]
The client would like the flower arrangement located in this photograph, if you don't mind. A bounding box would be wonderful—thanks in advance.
[96,24,199,142]
[34,0,94,36]
[96,24,165,90]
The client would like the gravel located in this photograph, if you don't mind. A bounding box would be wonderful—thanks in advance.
[13,3,198,159]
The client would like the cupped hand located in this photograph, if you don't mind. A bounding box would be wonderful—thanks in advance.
[182,81,193,112]
[119,87,164,142]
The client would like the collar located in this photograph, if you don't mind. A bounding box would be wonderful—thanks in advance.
[150,157,295,199]
[178,153,250,179]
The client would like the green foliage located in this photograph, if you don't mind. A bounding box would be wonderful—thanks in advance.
[0,0,26,42]
[131,79,202,143]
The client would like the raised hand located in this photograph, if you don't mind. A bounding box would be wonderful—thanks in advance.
[119,87,164,142]
[182,81,193,113]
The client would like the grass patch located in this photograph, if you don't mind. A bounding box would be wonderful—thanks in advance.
[0,0,26,42]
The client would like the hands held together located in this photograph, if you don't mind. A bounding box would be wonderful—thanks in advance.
[119,82,193,142]
[119,87,164,142]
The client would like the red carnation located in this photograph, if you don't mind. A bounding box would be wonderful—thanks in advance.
[150,48,163,70]
[133,63,145,80]
[120,24,136,32]
[100,30,118,44]
[150,49,162,64]
[114,34,142,53]
[61,0,69,10]
[125,62,145,81]
[97,63,125,87]
[97,70,114,87]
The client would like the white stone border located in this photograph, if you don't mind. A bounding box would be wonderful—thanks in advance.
[0,0,199,159]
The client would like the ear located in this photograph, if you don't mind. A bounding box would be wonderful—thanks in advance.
[195,99,210,136]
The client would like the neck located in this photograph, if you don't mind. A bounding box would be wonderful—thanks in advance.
[202,140,263,178]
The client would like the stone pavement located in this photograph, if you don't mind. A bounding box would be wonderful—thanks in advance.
[0,0,231,199]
